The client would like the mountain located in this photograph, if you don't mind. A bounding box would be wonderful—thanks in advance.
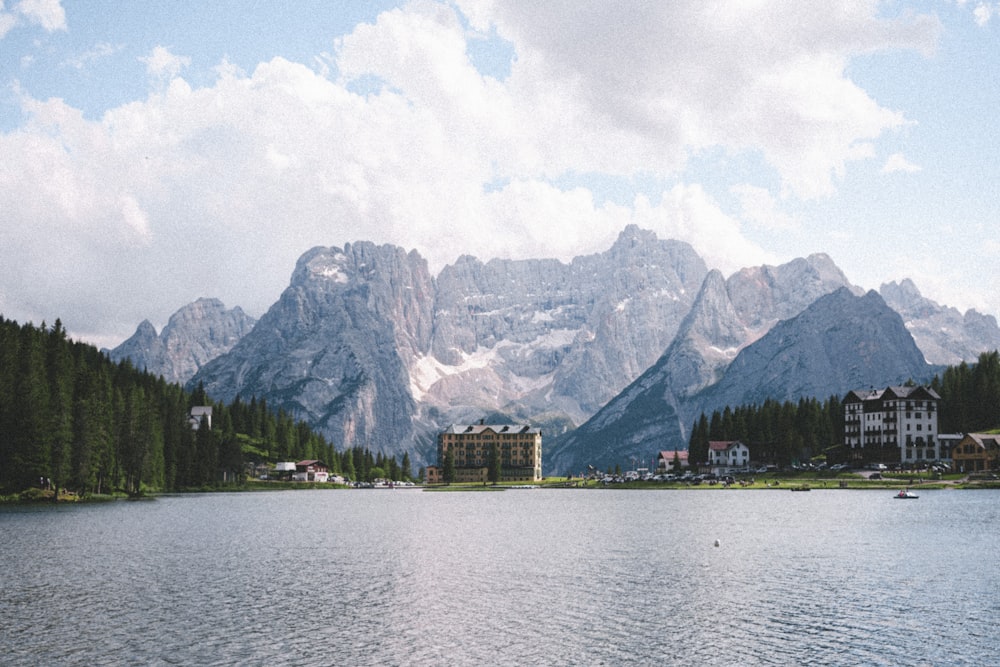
[190,227,708,465]
[662,254,859,401]
[879,279,1000,366]
[190,242,436,461]
[139,226,998,473]
[422,225,708,426]
[546,288,937,474]
[540,254,858,473]
[108,298,255,384]
[693,289,935,414]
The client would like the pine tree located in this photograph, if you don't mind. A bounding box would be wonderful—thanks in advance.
[443,448,455,484]
[400,451,412,481]
[10,323,49,490]
[342,449,356,481]
[46,320,73,498]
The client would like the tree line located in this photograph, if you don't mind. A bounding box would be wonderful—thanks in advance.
[689,350,1000,466]
[0,316,413,496]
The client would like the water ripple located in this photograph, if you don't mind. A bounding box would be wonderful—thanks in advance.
[3,489,1000,665]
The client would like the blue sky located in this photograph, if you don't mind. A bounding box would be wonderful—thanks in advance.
[1,0,998,348]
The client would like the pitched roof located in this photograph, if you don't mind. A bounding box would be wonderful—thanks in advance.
[441,424,540,435]
[658,450,688,460]
[708,440,745,451]
[844,385,940,403]
[960,433,1000,450]
[882,385,941,400]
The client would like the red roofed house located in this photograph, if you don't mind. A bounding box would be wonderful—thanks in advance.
[656,450,689,473]
[708,441,750,475]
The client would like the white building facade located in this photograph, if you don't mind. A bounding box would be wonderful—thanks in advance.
[707,440,750,474]
[843,385,940,464]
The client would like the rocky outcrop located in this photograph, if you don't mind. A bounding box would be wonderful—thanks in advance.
[693,289,935,415]
[191,227,708,465]
[880,279,1000,365]
[191,243,436,461]
[422,225,708,427]
[153,227,997,473]
[546,288,937,474]
[108,298,255,384]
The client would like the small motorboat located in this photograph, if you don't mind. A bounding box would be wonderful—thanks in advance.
[895,489,919,499]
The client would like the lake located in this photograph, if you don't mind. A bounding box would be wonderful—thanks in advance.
[2,487,999,666]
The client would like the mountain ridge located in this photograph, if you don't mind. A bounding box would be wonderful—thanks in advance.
[106,227,998,472]
[546,287,939,474]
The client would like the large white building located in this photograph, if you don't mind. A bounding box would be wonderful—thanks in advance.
[843,385,941,464]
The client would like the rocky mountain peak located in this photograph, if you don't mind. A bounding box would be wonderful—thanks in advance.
[547,286,935,474]
[609,224,658,253]
[109,299,255,385]
[110,225,996,473]
[133,319,158,341]
[880,279,1000,365]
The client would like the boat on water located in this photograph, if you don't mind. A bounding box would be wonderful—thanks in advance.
[895,489,919,499]
[790,485,811,492]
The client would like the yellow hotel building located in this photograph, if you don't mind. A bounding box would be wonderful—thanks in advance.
[426,422,542,484]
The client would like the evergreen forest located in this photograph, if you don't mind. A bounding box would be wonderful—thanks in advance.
[0,317,413,497]
[2,314,998,496]
[688,350,1000,466]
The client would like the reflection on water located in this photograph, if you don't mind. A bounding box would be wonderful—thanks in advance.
[2,489,999,666]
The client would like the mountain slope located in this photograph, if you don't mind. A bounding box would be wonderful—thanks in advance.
[693,289,935,415]
[880,279,1000,365]
[191,242,436,461]
[547,288,936,474]
[108,298,255,384]
[191,227,709,465]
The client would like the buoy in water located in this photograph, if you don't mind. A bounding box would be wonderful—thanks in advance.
[714,539,721,547]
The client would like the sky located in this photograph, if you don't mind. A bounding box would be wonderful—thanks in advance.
[1,0,998,349]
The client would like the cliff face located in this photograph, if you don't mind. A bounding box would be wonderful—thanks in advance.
[108,298,255,384]
[546,288,937,475]
[105,226,996,473]
[423,225,708,427]
[880,279,1000,365]
[191,242,436,461]
[190,227,708,464]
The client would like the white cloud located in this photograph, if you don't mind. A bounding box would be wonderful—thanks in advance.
[63,41,124,70]
[140,45,191,80]
[881,152,922,174]
[5,0,993,345]
[730,184,798,231]
[973,3,1000,26]
[15,0,65,31]
[452,0,939,198]
[0,11,17,39]
[639,184,775,275]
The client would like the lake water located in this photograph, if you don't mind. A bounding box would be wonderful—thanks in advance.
[2,487,999,666]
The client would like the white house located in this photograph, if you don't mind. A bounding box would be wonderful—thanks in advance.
[708,440,750,474]
[188,406,213,430]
